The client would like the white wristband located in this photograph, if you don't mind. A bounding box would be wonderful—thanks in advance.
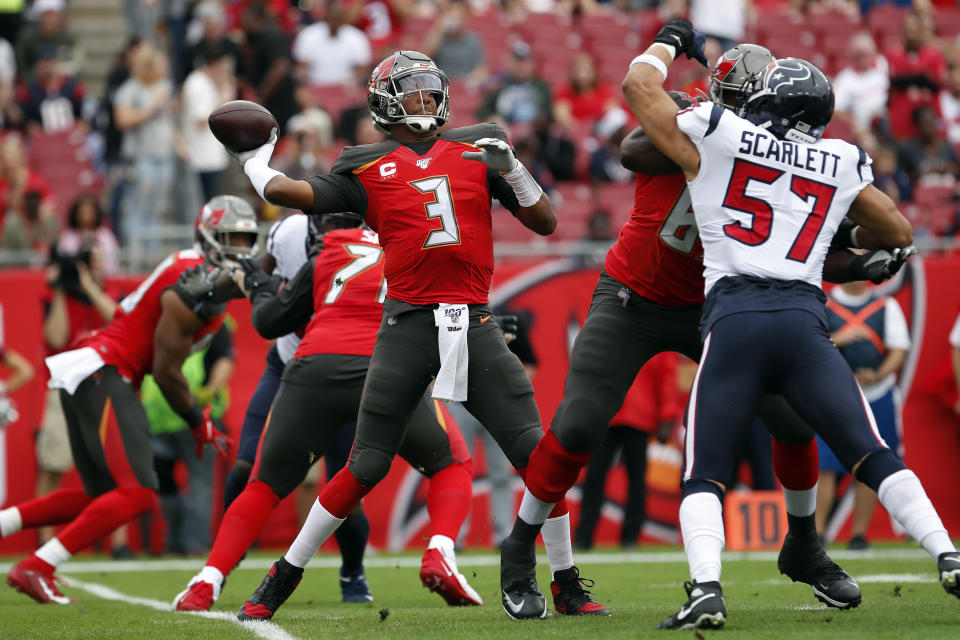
[630,53,668,81]
[502,161,543,208]
[244,156,283,201]
[850,225,862,249]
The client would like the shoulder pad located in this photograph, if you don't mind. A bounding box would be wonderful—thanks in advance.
[442,122,509,145]
[332,140,402,175]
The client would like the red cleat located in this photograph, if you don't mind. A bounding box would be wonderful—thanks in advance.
[173,576,220,611]
[7,559,73,604]
[551,566,610,616]
[419,547,483,606]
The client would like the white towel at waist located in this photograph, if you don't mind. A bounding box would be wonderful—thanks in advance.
[46,347,106,395]
[432,303,470,402]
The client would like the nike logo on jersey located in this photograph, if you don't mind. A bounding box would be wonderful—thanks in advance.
[503,592,525,614]
[479,315,492,323]
[676,592,715,620]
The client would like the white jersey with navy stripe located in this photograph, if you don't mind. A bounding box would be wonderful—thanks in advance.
[676,102,874,294]
[265,214,312,364]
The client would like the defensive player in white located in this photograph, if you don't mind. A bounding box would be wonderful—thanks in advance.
[622,19,960,630]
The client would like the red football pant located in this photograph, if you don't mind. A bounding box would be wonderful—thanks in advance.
[16,489,92,528]
[772,439,819,490]
[522,431,593,506]
[206,480,281,575]
[57,486,155,554]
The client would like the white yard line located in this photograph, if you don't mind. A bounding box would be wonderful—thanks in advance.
[61,577,301,640]
[0,547,933,574]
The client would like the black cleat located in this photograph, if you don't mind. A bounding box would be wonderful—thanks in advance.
[656,581,726,630]
[237,557,303,621]
[500,537,546,620]
[551,566,610,616]
[939,551,960,598]
[778,531,861,609]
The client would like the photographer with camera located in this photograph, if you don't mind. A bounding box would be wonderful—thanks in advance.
[36,243,119,545]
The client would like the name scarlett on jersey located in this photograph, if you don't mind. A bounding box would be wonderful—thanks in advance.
[738,130,842,178]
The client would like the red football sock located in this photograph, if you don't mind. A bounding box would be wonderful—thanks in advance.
[18,489,91,528]
[772,439,819,490]
[320,468,373,519]
[426,461,473,540]
[206,480,281,575]
[524,431,593,504]
[57,487,155,554]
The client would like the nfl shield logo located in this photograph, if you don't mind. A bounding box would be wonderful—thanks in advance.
[444,307,462,324]
[416,157,432,169]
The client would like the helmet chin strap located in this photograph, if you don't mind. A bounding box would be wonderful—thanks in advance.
[404,116,438,133]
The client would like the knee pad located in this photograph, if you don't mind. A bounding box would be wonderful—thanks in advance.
[854,448,906,492]
[348,448,395,486]
[555,398,614,452]
[681,478,725,502]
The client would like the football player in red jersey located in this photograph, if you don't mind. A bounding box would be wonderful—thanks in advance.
[231,50,604,621]
[173,212,483,612]
[0,196,256,604]
[499,44,918,619]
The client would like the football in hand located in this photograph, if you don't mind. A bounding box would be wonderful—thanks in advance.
[208,100,278,153]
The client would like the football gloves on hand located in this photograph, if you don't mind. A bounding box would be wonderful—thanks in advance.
[653,19,708,67]
[461,138,518,173]
[229,127,278,167]
[189,405,232,459]
[232,257,281,299]
[177,265,220,305]
[494,314,518,344]
[849,246,917,284]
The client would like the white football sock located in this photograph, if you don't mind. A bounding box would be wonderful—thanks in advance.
[680,493,725,584]
[427,535,458,572]
[0,506,22,537]
[198,565,225,587]
[284,499,345,569]
[35,537,72,569]
[542,513,574,574]
[877,469,956,559]
[782,485,817,517]
[517,488,554,527]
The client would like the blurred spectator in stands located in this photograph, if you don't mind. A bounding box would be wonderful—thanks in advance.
[689,0,745,51]
[574,208,615,267]
[180,42,234,203]
[940,61,960,145]
[0,134,57,254]
[898,105,958,187]
[553,51,619,129]
[0,36,16,128]
[16,45,88,135]
[424,1,487,85]
[336,69,379,144]
[36,242,118,544]
[531,112,575,181]
[180,1,239,84]
[144,323,233,555]
[477,40,552,125]
[512,133,555,194]
[16,0,81,81]
[885,10,946,139]
[57,194,119,274]
[238,3,299,134]
[102,37,141,241]
[125,0,164,39]
[590,106,632,184]
[834,31,889,138]
[873,144,913,202]
[114,42,176,246]
[348,0,412,55]
[574,352,682,549]
[294,0,372,88]
[272,109,334,217]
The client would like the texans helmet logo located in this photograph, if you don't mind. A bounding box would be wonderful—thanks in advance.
[761,59,812,93]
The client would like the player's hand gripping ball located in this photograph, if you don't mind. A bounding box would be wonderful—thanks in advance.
[461,138,518,172]
[208,100,279,161]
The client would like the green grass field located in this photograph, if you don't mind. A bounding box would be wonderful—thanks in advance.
[1,545,957,639]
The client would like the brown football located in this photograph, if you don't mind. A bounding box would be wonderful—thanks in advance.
[208,100,278,153]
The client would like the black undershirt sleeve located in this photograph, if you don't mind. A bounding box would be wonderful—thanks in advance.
[303,174,369,217]
[249,260,316,339]
[488,168,521,215]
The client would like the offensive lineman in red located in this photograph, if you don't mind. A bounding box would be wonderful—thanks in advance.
[173,212,483,611]
[0,196,255,604]
[231,50,605,621]
[498,46,918,619]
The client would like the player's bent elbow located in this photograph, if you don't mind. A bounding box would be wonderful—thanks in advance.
[261,176,284,205]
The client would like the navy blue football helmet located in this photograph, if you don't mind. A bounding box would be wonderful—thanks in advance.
[737,57,835,144]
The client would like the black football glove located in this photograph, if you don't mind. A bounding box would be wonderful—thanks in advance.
[236,257,281,297]
[848,246,917,284]
[653,19,708,67]
[177,265,220,302]
[495,314,519,344]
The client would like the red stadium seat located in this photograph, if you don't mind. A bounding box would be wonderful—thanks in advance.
[823,117,856,143]
[867,5,908,39]
[913,185,955,207]
[807,9,862,39]
[935,8,960,38]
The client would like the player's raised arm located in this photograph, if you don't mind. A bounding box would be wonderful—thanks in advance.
[619,92,695,175]
[621,20,706,180]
